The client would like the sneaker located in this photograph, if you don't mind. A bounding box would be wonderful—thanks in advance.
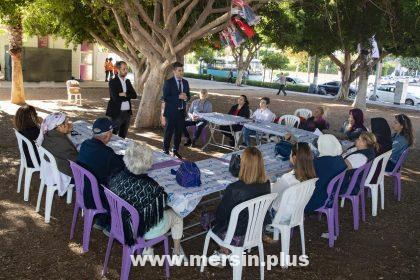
[321,232,337,240]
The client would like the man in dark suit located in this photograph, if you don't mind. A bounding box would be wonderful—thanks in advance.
[105,61,137,138]
[162,62,190,159]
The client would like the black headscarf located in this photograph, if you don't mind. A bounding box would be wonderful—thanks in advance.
[371,117,392,155]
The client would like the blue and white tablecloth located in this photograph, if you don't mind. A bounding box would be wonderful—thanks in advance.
[148,158,236,217]
[244,121,318,143]
[71,120,175,164]
[196,112,252,126]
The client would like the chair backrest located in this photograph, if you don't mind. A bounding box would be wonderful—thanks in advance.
[365,150,391,186]
[273,178,318,227]
[391,149,409,174]
[14,129,40,170]
[294,108,312,119]
[341,162,372,197]
[319,170,346,209]
[69,160,105,211]
[224,193,277,249]
[37,146,62,186]
[278,114,300,128]
[104,188,140,245]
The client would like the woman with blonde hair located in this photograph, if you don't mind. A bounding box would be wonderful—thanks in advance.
[212,147,270,255]
[271,142,317,221]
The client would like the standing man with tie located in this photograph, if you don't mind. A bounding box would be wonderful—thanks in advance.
[106,61,137,139]
[162,62,191,159]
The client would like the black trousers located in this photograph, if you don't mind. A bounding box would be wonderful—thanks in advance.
[112,111,131,139]
[277,84,287,95]
[183,119,208,140]
[163,109,185,152]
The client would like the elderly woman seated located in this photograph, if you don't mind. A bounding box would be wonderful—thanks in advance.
[108,141,184,256]
[36,112,78,177]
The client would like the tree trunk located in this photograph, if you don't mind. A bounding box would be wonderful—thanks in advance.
[8,22,25,105]
[336,51,352,100]
[307,56,311,82]
[353,67,368,110]
[312,55,320,86]
[134,63,169,128]
[132,64,150,95]
[263,68,266,82]
[236,68,245,86]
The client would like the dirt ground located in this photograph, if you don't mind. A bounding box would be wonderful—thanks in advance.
[0,85,419,280]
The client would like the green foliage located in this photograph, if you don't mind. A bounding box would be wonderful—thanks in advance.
[193,45,216,64]
[0,0,29,26]
[400,57,420,71]
[261,51,289,71]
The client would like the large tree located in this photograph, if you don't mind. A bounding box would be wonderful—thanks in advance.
[232,36,262,86]
[260,51,289,82]
[261,0,420,110]
[0,0,30,104]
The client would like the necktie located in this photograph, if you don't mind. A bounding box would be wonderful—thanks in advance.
[178,80,183,109]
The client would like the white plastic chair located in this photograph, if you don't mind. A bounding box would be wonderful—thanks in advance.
[294,108,312,119]
[200,193,277,280]
[364,150,392,216]
[14,129,40,201]
[269,178,317,267]
[278,114,300,128]
[35,146,73,223]
[66,80,82,105]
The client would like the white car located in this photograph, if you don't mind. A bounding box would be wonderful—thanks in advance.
[367,85,420,106]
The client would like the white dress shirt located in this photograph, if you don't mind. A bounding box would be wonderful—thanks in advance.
[271,170,300,222]
[252,108,276,122]
[119,76,130,111]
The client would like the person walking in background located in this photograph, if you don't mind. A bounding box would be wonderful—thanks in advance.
[277,72,287,96]
[227,69,234,84]
[104,58,114,82]
[162,62,191,159]
[106,61,137,139]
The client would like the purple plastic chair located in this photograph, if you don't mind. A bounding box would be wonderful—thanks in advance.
[188,125,208,145]
[385,149,409,201]
[315,171,346,247]
[102,188,170,280]
[339,162,372,230]
[69,161,107,252]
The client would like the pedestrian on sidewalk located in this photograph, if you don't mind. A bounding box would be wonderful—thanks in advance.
[277,72,287,96]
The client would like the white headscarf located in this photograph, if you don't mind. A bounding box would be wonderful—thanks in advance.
[36,112,67,146]
[317,134,343,157]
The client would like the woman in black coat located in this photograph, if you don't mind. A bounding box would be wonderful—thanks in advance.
[220,95,251,146]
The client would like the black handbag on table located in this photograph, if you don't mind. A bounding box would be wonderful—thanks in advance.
[229,154,241,177]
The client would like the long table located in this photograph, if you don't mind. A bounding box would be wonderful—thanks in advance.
[71,121,179,169]
[196,112,252,151]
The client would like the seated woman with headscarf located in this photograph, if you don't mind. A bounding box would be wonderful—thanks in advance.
[36,112,78,177]
[341,108,367,141]
[108,141,184,256]
[371,117,392,155]
[305,134,347,212]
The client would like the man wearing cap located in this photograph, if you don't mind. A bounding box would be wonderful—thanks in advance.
[106,60,137,139]
[77,118,125,221]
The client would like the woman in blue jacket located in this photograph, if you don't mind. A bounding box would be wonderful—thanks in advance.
[386,114,414,172]
[305,134,347,212]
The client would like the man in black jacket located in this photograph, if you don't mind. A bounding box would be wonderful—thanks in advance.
[105,61,137,138]
[162,62,191,159]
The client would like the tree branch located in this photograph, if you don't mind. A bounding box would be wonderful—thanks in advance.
[173,0,200,39]
[329,53,344,69]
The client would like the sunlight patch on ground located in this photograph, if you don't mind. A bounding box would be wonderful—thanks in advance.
[68,242,84,255]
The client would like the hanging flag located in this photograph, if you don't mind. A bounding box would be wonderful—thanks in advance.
[232,17,255,38]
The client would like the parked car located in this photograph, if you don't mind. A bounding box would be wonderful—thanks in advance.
[316,81,357,97]
[286,76,309,85]
[367,85,420,106]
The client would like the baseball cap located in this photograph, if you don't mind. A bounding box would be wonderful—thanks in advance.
[92,118,115,134]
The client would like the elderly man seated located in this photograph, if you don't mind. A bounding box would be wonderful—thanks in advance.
[77,117,125,230]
